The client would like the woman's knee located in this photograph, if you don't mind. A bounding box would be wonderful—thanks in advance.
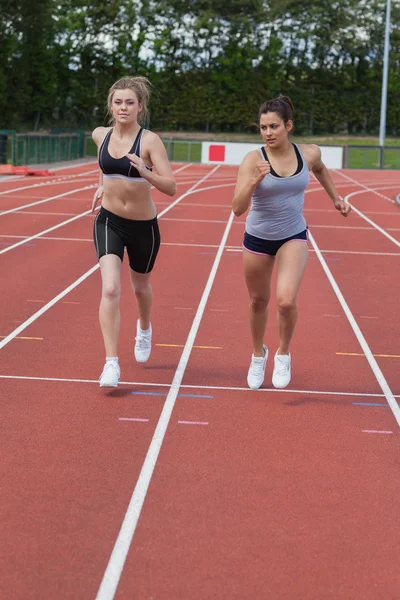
[249,294,269,312]
[133,281,152,298]
[102,281,120,302]
[276,296,296,315]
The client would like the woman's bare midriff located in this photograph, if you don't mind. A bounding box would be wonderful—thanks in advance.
[102,178,157,220]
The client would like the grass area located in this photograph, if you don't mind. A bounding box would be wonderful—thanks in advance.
[346,147,400,169]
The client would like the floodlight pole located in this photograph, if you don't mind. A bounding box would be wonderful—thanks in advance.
[379,0,391,147]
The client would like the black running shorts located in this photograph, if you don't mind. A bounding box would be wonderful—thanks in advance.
[93,207,160,273]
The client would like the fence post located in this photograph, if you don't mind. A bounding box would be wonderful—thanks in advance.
[342,145,348,168]
[379,146,384,169]
[167,139,173,161]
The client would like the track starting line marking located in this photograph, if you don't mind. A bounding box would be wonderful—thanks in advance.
[156,343,222,349]
[119,418,209,426]
[0,374,398,398]
[362,430,393,434]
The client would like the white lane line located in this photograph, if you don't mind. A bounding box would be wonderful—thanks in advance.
[341,189,400,249]
[163,217,227,223]
[0,165,197,255]
[0,185,96,217]
[308,230,400,427]
[0,374,396,399]
[0,266,99,349]
[0,177,97,198]
[95,213,234,600]
[334,170,395,204]
[14,211,77,216]
[0,163,190,216]
[0,166,219,347]
[0,209,92,255]
[3,233,398,257]
[315,249,400,256]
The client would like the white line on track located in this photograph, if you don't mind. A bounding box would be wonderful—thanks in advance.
[2,234,400,257]
[0,185,96,217]
[0,164,98,183]
[95,210,234,600]
[14,211,78,216]
[0,165,219,348]
[0,163,190,206]
[0,265,99,349]
[308,230,400,427]
[334,170,396,204]
[0,208,93,255]
[0,163,194,254]
[0,374,397,399]
[341,189,400,249]
[0,175,97,197]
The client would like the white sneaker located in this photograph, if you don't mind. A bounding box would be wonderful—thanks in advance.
[272,352,291,389]
[134,320,152,363]
[247,345,268,390]
[99,361,120,387]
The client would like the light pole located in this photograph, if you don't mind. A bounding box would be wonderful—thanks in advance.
[379,0,391,147]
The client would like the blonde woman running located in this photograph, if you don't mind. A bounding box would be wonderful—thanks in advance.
[92,76,176,387]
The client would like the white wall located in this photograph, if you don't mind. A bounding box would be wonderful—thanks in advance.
[201,141,343,169]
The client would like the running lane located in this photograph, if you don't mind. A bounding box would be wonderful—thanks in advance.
[0,165,238,599]
[111,176,400,599]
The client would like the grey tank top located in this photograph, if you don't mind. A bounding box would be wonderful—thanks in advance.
[245,143,310,241]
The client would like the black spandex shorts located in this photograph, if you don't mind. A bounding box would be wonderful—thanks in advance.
[93,207,160,273]
[243,229,308,257]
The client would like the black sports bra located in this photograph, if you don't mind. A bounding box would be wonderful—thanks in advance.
[261,143,303,178]
[99,127,152,181]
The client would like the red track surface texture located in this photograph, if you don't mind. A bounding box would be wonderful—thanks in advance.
[1,162,400,599]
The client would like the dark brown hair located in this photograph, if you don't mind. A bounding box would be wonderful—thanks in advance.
[258,95,294,124]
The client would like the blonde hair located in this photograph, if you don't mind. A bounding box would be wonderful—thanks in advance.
[107,76,151,125]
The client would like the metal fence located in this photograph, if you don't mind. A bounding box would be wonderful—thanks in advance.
[14,133,81,165]
[344,145,400,169]
[163,139,202,162]
[0,131,83,165]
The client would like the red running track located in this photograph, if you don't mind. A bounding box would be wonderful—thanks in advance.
[0,162,400,599]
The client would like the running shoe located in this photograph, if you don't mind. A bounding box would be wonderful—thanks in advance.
[272,352,291,389]
[247,345,268,390]
[134,320,152,363]
[99,362,120,387]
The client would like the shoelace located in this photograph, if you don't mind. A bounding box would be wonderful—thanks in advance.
[135,334,151,349]
[102,362,118,375]
[275,358,289,375]
[251,357,264,375]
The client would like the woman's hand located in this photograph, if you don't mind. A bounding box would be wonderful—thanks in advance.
[92,186,104,212]
[252,160,270,185]
[333,198,351,217]
[126,153,149,178]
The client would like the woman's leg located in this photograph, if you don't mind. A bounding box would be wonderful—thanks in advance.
[99,254,122,357]
[130,270,153,362]
[275,240,308,355]
[130,270,153,330]
[243,249,275,356]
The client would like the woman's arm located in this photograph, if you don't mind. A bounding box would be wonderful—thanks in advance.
[232,152,270,217]
[127,133,176,196]
[306,144,351,217]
